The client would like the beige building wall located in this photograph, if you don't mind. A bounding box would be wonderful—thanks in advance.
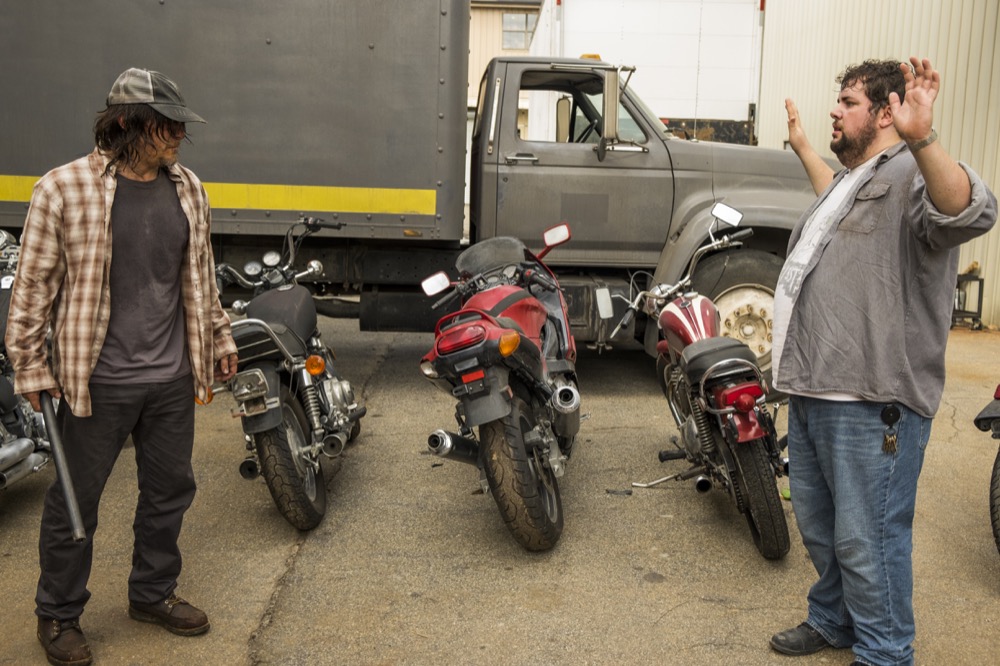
[757,0,1000,327]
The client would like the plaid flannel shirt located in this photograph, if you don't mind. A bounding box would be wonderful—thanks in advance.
[5,148,237,417]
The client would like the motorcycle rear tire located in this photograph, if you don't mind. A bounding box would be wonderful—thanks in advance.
[480,394,563,551]
[991,446,1000,556]
[731,440,790,560]
[254,385,327,531]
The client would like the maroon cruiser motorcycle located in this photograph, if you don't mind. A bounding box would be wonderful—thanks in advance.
[418,224,583,551]
[974,384,1000,556]
[614,203,790,560]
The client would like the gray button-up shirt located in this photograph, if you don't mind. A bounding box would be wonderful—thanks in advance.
[775,142,997,418]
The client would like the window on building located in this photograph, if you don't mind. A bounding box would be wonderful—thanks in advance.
[502,12,537,50]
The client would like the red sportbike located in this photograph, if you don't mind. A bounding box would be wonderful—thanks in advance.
[615,203,790,560]
[419,224,582,551]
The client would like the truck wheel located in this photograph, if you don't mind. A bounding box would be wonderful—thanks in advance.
[254,385,326,530]
[691,249,784,382]
[480,394,563,551]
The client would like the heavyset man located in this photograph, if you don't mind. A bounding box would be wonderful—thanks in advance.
[771,57,996,666]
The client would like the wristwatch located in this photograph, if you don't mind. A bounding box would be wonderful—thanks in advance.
[908,128,938,153]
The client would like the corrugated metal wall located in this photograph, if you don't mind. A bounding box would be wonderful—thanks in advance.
[757,0,1000,327]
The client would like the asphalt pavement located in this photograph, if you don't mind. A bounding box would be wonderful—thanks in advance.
[1,321,999,665]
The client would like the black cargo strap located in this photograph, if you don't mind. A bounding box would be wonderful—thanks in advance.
[486,289,533,318]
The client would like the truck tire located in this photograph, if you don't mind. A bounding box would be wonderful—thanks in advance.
[254,385,326,530]
[691,249,784,383]
[731,439,790,560]
[480,394,563,551]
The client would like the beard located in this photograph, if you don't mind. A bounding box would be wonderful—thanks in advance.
[830,114,877,168]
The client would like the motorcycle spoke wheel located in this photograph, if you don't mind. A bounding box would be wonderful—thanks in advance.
[730,440,790,560]
[480,394,563,551]
[254,385,327,530]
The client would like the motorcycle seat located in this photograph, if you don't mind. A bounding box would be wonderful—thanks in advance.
[679,337,758,385]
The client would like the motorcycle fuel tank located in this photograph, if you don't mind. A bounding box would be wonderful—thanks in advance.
[659,294,721,357]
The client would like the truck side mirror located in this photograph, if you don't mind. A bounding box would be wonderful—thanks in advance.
[598,68,620,163]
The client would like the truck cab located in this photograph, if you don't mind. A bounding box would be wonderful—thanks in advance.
[472,56,817,362]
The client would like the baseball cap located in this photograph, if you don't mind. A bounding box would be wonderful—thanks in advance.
[106,68,206,123]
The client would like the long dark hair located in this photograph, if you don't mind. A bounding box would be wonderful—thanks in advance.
[836,59,907,114]
[93,104,186,173]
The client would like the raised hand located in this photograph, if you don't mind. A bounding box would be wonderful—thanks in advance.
[889,57,938,144]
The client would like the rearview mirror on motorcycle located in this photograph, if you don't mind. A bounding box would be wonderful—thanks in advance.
[595,287,614,320]
[538,223,571,260]
[711,202,743,227]
[421,271,452,297]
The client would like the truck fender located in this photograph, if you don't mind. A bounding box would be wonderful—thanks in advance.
[239,362,284,434]
[644,198,804,359]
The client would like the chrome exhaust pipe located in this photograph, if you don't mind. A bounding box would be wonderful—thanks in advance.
[0,437,34,471]
[322,431,348,458]
[239,457,260,480]
[551,384,580,414]
[694,475,713,493]
[550,382,581,439]
[427,429,479,465]
[0,452,47,489]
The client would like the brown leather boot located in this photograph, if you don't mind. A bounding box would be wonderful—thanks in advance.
[128,593,210,636]
[37,617,92,666]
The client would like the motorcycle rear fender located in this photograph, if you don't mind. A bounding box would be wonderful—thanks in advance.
[458,366,513,428]
[727,411,766,443]
[974,397,1000,434]
[235,363,283,433]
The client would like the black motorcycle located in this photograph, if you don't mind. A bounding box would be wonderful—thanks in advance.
[974,384,1000,555]
[0,230,52,492]
[215,217,366,530]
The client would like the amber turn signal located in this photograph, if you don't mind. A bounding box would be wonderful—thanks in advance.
[498,330,520,357]
[305,355,326,376]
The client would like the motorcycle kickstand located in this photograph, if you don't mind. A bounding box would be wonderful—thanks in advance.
[632,466,704,489]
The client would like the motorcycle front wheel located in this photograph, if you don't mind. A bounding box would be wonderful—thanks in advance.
[991,445,1000,556]
[254,385,327,530]
[480,394,563,551]
[731,440,790,560]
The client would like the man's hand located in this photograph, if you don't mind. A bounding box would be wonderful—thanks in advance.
[215,352,239,382]
[889,56,972,216]
[24,388,61,413]
[784,98,812,156]
[889,57,938,145]
[784,97,834,195]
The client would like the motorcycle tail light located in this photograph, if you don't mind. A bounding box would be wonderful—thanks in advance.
[437,324,486,355]
[462,369,486,384]
[719,382,764,413]
[419,360,439,378]
[305,355,326,376]
[498,330,520,357]
[994,384,1000,400]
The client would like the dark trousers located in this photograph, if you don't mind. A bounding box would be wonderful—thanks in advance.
[35,375,196,620]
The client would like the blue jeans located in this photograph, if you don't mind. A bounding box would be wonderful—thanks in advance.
[787,396,930,666]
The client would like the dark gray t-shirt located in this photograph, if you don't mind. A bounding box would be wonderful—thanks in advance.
[90,169,191,384]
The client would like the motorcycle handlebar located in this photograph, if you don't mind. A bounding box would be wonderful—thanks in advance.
[432,287,461,311]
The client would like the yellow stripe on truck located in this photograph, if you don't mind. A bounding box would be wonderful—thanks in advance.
[0,176,437,216]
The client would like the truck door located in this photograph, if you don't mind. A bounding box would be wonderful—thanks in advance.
[490,62,674,268]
